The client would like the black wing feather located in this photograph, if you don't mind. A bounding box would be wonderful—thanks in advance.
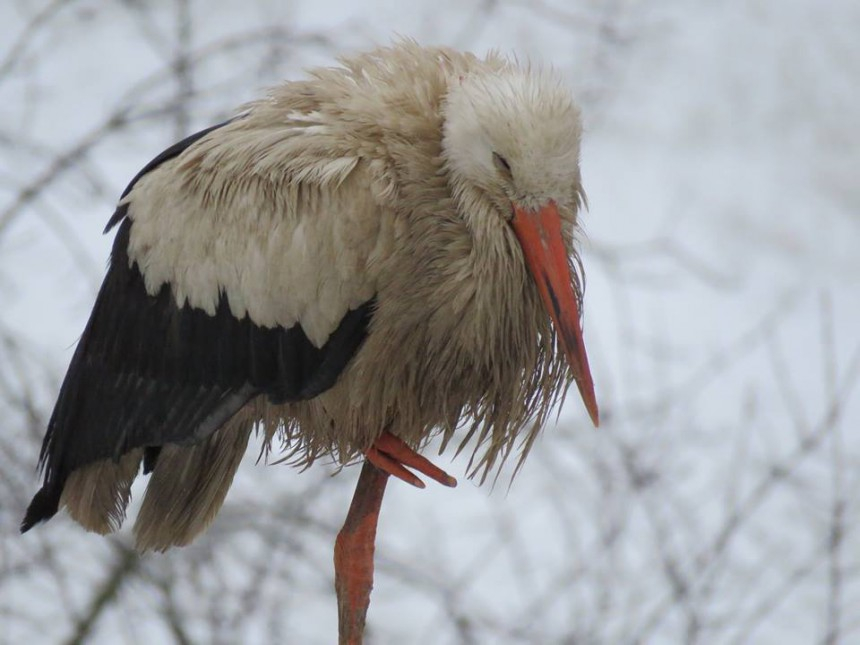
[22,124,375,531]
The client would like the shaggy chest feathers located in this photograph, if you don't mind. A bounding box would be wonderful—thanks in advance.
[129,150,568,479]
[124,52,572,478]
[280,197,569,478]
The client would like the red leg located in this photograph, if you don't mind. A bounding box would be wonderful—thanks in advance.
[335,461,389,645]
[334,434,456,643]
[365,430,458,488]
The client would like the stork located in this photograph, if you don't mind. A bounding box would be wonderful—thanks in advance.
[21,42,598,643]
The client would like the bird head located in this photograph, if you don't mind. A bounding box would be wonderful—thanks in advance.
[442,66,598,427]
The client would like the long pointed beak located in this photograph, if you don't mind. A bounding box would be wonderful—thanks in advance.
[512,201,599,427]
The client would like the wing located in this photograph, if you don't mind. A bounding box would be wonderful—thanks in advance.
[23,113,384,531]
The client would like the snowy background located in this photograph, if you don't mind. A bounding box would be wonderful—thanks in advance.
[1,1,858,643]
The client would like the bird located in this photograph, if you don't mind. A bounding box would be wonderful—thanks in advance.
[21,41,598,643]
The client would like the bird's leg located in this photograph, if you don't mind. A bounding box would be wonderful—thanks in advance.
[365,430,458,488]
[335,461,389,645]
[334,435,456,644]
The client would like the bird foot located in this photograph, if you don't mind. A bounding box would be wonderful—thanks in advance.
[365,431,457,489]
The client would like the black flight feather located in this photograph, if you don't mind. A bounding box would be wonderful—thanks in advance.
[21,122,375,532]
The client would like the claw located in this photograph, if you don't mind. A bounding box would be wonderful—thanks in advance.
[364,431,457,488]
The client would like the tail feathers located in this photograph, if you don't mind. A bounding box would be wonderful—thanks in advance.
[61,449,143,534]
[133,416,253,552]
[22,414,254,547]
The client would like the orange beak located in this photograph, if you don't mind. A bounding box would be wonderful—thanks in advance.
[512,201,599,427]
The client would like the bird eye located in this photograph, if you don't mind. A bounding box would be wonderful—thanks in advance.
[492,152,513,180]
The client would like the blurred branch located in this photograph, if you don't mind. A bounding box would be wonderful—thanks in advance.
[822,292,845,645]
[619,290,800,416]
[590,236,738,290]
[635,341,860,641]
[0,110,130,238]
[450,0,500,49]
[508,0,590,30]
[0,0,78,82]
[0,26,335,240]
[172,0,194,139]
[728,544,824,645]
[63,544,139,645]
[147,568,194,645]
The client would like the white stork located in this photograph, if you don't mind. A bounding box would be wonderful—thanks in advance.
[22,42,598,643]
